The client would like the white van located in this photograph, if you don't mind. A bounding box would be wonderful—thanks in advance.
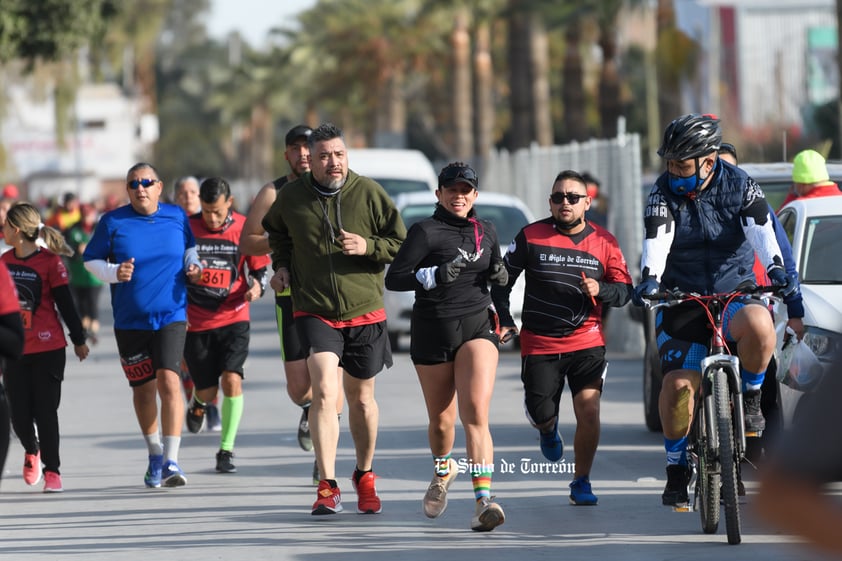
[347,148,438,198]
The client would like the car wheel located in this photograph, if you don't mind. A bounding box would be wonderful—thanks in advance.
[791,390,814,426]
[643,343,663,432]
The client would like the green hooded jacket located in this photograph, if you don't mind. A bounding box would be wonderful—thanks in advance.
[262,170,406,321]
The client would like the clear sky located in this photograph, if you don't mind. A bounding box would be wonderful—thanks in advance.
[204,0,316,47]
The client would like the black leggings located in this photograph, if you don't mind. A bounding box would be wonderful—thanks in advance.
[4,349,65,474]
[0,381,9,481]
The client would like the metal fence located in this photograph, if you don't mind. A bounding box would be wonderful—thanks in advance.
[476,132,645,355]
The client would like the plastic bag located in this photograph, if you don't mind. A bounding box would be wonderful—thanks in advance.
[777,328,823,391]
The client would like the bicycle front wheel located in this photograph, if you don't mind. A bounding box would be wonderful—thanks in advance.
[696,384,720,534]
[715,367,741,545]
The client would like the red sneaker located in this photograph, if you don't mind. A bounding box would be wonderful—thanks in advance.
[43,471,63,493]
[312,480,342,515]
[23,452,42,486]
[352,471,382,514]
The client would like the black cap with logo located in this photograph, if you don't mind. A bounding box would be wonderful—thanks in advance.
[285,125,313,146]
[438,161,478,190]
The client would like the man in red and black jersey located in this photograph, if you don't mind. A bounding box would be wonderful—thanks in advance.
[492,169,632,506]
[184,177,270,473]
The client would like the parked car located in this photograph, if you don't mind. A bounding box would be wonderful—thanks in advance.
[347,148,437,198]
[384,190,535,350]
[774,196,842,427]
[638,162,842,433]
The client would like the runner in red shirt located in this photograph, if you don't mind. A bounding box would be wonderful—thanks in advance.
[1,202,88,493]
[183,178,270,473]
[0,260,24,484]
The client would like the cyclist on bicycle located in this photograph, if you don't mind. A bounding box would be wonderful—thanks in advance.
[631,113,797,506]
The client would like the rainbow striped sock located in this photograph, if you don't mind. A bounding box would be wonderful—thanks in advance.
[434,453,452,477]
[471,464,493,501]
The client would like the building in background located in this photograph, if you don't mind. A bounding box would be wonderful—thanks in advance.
[0,81,157,204]
[688,0,836,139]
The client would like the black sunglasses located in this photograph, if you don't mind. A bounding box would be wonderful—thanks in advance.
[550,192,585,205]
[128,178,160,190]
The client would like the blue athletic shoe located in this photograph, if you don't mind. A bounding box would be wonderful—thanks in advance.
[144,454,163,488]
[569,476,598,505]
[162,460,187,487]
[539,422,563,462]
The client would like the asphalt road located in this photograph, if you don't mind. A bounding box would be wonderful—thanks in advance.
[0,294,830,561]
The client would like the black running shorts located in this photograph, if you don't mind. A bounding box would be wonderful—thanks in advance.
[295,315,392,380]
[275,292,308,362]
[183,321,250,390]
[410,307,499,366]
[521,346,606,425]
[114,322,187,387]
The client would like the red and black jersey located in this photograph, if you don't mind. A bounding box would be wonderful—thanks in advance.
[494,218,632,355]
[0,260,19,315]
[187,211,271,331]
[1,249,71,354]
[0,260,24,363]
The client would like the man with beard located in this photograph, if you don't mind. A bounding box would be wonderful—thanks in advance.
[240,125,345,484]
[262,122,406,515]
[492,169,632,506]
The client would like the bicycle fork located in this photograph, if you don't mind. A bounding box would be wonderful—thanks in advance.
[684,354,745,512]
[700,354,747,461]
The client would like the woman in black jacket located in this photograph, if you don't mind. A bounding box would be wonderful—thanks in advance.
[385,162,508,532]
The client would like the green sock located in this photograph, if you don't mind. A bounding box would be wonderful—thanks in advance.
[471,464,493,502]
[434,453,452,477]
[220,395,244,451]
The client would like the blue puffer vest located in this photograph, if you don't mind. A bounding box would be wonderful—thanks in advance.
[656,162,756,294]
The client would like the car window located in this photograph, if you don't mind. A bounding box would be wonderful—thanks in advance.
[475,204,530,245]
[778,208,797,245]
[801,215,842,283]
[400,204,436,229]
[400,202,530,245]
[755,180,791,210]
[374,179,432,198]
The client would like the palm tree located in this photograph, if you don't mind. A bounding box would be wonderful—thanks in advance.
[292,0,437,146]
[473,19,495,157]
[506,0,537,149]
[655,0,696,129]
[560,22,588,142]
[451,8,473,159]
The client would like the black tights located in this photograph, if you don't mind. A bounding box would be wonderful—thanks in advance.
[4,349,65,474]
[0,381,9,480]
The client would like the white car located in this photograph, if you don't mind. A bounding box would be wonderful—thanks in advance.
[385,191,535,350]
[775,196,842,426]
[347,148,438,197]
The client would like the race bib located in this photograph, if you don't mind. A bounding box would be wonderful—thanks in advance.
[199,266,232,289]
[19,300,33,330]
[120,352,155,383]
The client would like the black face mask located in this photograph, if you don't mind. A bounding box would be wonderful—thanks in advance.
[553,216,582,231]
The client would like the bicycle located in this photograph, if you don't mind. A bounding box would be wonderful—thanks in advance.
[643,284,782,545]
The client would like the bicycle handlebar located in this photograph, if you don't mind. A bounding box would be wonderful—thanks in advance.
[640,284,784,309]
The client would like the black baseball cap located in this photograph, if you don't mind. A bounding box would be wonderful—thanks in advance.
[438,162,478,189]
[285,125,312,146]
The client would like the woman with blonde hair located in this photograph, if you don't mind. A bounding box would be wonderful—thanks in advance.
[1,202,89,492]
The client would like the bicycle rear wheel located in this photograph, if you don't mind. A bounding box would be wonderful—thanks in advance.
[715,368,741,545]
[696,385,720,534]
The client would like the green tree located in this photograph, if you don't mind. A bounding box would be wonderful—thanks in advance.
[655,0,696,129]
[0,0,112,65]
